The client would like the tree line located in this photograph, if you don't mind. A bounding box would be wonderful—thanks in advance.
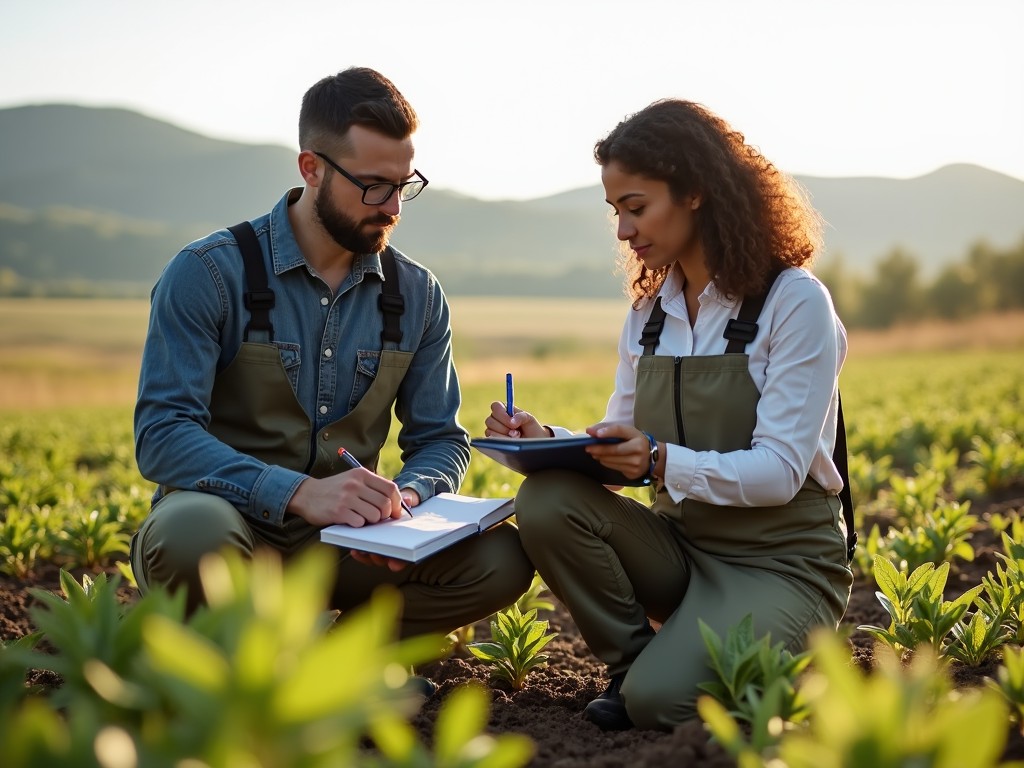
[1,213,1023,331]
[816,237,1024,329]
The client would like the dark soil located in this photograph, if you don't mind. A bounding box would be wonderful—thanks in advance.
[4,492,1024,766]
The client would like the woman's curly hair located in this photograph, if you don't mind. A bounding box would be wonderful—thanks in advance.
[594,99,823,303]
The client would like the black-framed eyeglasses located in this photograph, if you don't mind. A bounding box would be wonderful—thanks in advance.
[313,151,428,205]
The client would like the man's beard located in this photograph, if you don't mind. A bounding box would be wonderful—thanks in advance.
[314,182,398,255]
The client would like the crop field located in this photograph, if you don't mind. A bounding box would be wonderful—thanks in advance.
[2,298,1024,765]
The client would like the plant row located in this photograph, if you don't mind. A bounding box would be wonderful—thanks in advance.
[8,528,1024,766]
[694,521,1024,767]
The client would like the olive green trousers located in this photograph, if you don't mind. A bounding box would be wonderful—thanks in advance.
[516,470,850,730]
[131,490,534,637]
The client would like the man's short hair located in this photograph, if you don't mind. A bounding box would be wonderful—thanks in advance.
[298,66,418,155]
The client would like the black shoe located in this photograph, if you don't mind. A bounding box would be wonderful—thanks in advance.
[583,673,633,731]
[405,674,437,699]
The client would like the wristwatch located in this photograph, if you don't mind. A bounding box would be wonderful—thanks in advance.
[643,432,659,481]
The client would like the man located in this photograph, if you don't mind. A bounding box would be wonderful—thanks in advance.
[131,67,533,648]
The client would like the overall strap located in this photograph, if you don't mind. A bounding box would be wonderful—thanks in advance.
[639,297,667,355]
[723,269,782,353]
[835,392,857,561]
[228,221,275,342]
[378,248,404,347]
[723,268,857,562]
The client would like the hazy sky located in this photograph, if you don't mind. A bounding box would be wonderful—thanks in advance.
[3,0,1022,200]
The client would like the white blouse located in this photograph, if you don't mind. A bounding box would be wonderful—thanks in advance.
[578,265,847,507]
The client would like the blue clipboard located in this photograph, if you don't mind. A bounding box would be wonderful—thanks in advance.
[470,435,650,487]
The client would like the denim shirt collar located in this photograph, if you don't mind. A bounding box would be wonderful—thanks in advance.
[268,187,385,283]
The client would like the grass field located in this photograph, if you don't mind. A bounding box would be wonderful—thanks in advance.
[1,297,1023,411]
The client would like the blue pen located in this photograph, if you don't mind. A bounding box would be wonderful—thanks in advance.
[337,447,414,517]
[506,372,514,417]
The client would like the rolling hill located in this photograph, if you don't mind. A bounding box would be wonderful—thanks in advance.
[1,104,1022,298]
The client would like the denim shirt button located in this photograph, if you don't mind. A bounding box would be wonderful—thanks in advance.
[261,510,270,519]
[319,405,328,415]
[320,296,329,306]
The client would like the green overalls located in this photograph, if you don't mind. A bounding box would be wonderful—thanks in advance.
[131,232,532,633]
[515,291,853,730]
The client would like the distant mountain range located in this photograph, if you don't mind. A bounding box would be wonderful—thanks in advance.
[1,104,1022,298]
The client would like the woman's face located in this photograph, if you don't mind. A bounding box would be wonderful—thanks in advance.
[601,160,701,271]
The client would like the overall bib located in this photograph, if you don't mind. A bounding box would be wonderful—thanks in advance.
[132,238,532,633]
[515,293,853,730]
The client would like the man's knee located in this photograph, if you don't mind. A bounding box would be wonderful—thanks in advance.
[132,491,253,607]
[476,522,535,606]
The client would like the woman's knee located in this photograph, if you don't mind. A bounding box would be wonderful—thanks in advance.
[621,669,700,730]
[515,470,596,538]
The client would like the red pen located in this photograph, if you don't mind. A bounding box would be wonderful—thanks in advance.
[338,447,414,517]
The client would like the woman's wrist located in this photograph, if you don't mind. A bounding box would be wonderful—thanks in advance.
[642,432,660,482]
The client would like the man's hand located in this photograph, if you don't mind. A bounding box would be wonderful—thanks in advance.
[287,467,407,528]
[348,488,421,572]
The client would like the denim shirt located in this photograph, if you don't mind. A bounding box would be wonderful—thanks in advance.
[134,188,470,526]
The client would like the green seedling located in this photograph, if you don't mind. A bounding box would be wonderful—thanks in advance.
[859,554,982,660]
[969,433,1024,493]
[776,630,1013,768]
[947,606,1015,667]
[978,561,1024,646]
[2,549,534,766]
[881,469,945,526]
[55,504,131,569]
[446,623,477,658]
[883,500,976,573]
[27,569,183,716]
[447,573,552,659]
[696,614,812,754]
[514,572,555,614]
[365,681,534,767]
[990,645,1024,736]
[468,604,556,691]
[850,522,884,581]
[0,506,46,578]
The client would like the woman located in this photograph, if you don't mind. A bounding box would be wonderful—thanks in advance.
[483,99,854,731]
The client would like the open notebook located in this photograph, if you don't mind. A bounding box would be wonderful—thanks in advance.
[320,493,514,562]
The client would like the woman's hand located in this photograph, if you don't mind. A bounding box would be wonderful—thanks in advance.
[584,422,663,481]
[483,401,551,439]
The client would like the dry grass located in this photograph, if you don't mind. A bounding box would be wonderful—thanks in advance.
[0,299,148,410]
[847,310,1024,358]
[1,298,1022,411]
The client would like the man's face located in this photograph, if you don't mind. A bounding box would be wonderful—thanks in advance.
[314,125,416,255]
[314,180,397,255]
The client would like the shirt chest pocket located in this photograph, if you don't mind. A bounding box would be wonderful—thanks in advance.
[349,349,381,410]
[276,342,301,391]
